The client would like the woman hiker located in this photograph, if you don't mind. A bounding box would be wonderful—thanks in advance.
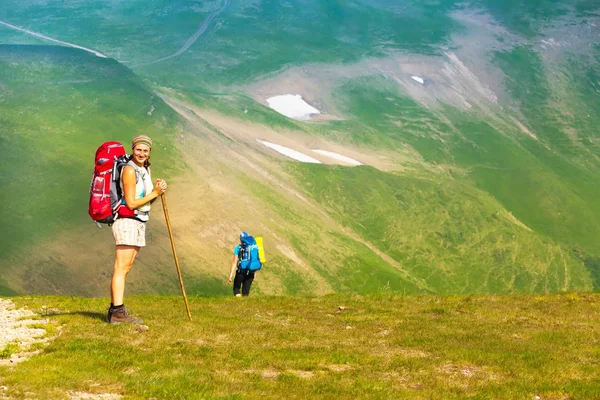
[107,135,168,324]
[228,232,259,297]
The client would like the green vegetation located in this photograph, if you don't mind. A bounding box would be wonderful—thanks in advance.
[331,76,455,161]
[1,0,599,297]
[180,90,301,131]
[2,0,594,88]
[0,278,18,297]
[1,0,460,89]
[0,45,182,258]
[1,294,599,399]
[471,0,569,37]
[288,164,593,294]
[133,0,459,88]
[489,47,600,251]
[0,343,19,359]
[239,170,423,295]
[310,71,600,289]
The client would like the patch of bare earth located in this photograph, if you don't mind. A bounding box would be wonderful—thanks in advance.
[374,345,433,360]
[163,95,407,170]
[436,363,501,388]
[0,299,49,366]
[68,392,123,400]
[379,371,424,391]
[242,6,519,121]
[244,5,588,151]
[159,97,434,294]
[287,370,315,379]
[243,369,281,379]
[538,13,600,62]
[261,369,280,379]
[321,364,352,372]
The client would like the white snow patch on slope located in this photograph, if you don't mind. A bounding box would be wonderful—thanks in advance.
[411,75,425,84]
[257,140,322,163]
[312,150,363,166]
[266,94,321,120]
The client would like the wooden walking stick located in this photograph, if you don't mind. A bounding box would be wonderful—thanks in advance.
[161,193,192,321]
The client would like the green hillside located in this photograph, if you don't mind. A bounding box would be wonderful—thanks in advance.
[1,294,599,399]
[0,0,460,88]
[0,0,599,297]
[288,164,591,294]
[0,45,181,253]
[0,45,184,296]
[0,46,427,297]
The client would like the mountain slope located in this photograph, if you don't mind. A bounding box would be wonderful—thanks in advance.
[0,1,599,296]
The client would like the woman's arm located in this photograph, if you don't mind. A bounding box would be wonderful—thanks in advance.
[122,166,165,210]
[228,255,238,283]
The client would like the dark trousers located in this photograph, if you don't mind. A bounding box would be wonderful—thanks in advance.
[233,270,255,296]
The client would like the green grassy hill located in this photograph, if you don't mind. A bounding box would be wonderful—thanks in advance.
[0,294,599,399]
[0,45,430,297]
[0,45,183,295]
[0,0,599,297]
[0,45,181,254]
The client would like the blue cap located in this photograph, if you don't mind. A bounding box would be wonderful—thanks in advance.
[240,231,256,246]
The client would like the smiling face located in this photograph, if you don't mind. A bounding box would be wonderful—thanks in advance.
[132,143,151,166]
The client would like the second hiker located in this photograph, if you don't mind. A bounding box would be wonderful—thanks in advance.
[228,232,263,297]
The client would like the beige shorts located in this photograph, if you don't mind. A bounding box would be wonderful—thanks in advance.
[112,218,146,247]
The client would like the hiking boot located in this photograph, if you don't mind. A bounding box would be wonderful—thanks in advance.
[107,306,142,325]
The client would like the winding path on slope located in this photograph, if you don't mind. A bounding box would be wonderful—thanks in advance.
[133,0,230,67]
[0,20,107,58]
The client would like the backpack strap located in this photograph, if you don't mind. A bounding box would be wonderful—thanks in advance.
[115,161,149,221]
[237,243,249,271]
[125,160,143,184]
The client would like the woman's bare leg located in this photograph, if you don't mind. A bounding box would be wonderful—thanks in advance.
[111,245,140,305]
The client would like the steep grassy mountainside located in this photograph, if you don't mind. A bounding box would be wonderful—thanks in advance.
[1,0,596,88]
[0,46,427,297]
[0,45,182,295]
[0,1,599,296]
[288,164,591,294]
[1,294,599,399]
[0,45,180,252]
[0,0,460,88]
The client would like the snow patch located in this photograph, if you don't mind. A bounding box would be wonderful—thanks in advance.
[257,140,321,163]
[266,94,320,120]
[411,76,425,84]
[312,150,362,166]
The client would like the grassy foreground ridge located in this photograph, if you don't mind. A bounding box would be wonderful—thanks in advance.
[1,294,599,399]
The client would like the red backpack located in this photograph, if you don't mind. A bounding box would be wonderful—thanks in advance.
[88,141,135,225]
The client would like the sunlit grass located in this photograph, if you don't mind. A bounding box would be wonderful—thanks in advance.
[0,294,599,399]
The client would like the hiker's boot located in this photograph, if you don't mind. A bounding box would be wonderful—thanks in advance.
[107,306,142,325]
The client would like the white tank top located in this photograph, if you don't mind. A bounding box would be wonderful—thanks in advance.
[120,161,154,221]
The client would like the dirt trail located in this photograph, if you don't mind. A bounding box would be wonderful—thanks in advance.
[133,0,230,67]
[0,20,107,58]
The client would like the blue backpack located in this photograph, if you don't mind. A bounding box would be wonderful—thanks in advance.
[238,235,262,272]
